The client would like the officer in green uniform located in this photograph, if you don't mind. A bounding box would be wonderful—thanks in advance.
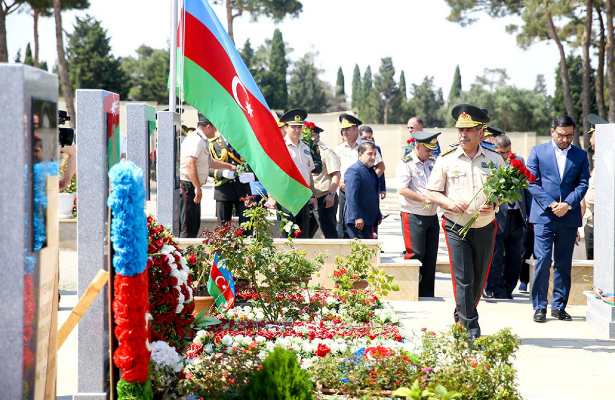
[208,134,251,224]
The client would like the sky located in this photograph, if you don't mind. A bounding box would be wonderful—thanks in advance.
[6,0,562,96]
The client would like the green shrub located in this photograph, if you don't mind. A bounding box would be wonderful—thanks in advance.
[242,347,314,400]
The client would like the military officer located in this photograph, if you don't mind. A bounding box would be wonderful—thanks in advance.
[397,130,441,297]
[311,123,341,238]
[207,132,252,225]
[336,113,385,238]
[426,104,504,339]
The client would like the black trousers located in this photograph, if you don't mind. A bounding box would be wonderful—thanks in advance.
[317,194,339,238]
[179,181,201,238]
[216,200,247,225]
[520,223,534,284]
[401,212,439,297]
[289,204,311,239]
[336,190,349,238]
[346,223,375,239]
[442,217,497,338]
[487,210,525,298]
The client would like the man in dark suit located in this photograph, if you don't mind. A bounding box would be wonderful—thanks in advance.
[343,141,381,239]
[527,116,590,323]
[485,134,530,299]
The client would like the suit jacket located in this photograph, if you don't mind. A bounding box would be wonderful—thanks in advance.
[344,161,382,226]
[526,142,589,227]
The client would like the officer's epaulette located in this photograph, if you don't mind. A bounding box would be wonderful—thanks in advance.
[480,144,499,155]
[440,147,456,157]
[401,153,414,163]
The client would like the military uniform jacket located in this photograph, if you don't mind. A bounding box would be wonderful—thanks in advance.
[208,135,250,202]
[427,145,504,228]
[396,150,437,216]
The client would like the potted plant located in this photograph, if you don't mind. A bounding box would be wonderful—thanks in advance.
[58,175,76,219]
[183,243,215,316]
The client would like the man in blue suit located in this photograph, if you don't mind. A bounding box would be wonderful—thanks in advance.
[527,116,590,323]
[344,142,381,239]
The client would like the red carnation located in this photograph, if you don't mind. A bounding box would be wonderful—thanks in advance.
[508,152,517,161]
[315,343,331,357]
[293,229,302,238]
[187,254,197,265]
[304,121,316,130]
[510,158,523,170]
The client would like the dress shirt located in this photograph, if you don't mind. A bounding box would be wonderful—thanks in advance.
[552,140,571,181]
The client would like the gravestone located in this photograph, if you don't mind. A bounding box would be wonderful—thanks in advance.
[75,89,120,399]
[0,64,59,399]
[586,123,615,339]
[126,103,156,198]
[156,111,180,234]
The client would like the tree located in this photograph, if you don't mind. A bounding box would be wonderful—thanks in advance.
[607,0,615,121]
[448,65,462,103]
[351,64,362,112]
[534,74,547,94]
[399,70,407,101]
[23,42,34,65]
[122,45,169,103]
[374,57,401,124]
[0,1,26,62]
[359,66,381,123]
[66,15,128,98]
[581,0,593,142]
[14,48,21,62]
[335,67,345,97]
[408,76,445,127]
[214,0,302,43]
[54,0,75,125]
[594,1,606,118]
[554,54,597,132]
[267,29,288,109]
[475,67,509,91]
[25,0,88,66]
[240,39,255,72]
[287,52,330,113]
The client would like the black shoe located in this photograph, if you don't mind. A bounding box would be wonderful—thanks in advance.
[533,309,547,323]
[483,290,495,299]
[551,309,572,321]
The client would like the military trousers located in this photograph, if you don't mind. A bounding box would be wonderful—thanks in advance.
[401,212,439,297]
[336,190,349,238]
[179,181,201,238]
[442,217,497,338]
[317,194,339,238]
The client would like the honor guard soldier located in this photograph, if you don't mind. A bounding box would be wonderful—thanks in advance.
[397,130,441,297]
[207,132,252,225]
[426,104,504,339]
[278,109,315,237]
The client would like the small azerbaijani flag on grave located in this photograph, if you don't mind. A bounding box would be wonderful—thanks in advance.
[207,253,236,311]
[177,0,311,215]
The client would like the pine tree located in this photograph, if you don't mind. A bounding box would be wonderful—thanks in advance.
[67,15,129,97]
[534,74,547,94]
[351,64,362,112]
[24,42,34,66]
[268,29,288,109]
[399,70,407,101]
[287,53,330,113]
[121,45,169,103]
[448,65,462,103]
[374,57,401,124]
[360,66,380,123]
[335,67,345,97]
[241,39,255,73]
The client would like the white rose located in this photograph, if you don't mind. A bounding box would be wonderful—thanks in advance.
[221,335,233,347]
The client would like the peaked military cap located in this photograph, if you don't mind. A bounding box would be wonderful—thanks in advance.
[412,131,441,150]
[339,113,363,129]
[279,109,307,126]
[451,104,489,128]
[484,126,505,138]
[313,125,324,134]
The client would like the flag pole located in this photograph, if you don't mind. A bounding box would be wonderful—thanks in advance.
[169,0,178,111]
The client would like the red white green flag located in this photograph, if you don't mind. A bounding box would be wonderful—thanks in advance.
[177,0,311,215]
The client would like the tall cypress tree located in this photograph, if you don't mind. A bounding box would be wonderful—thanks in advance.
[360,66,380,123]
[24,42,35,66]
[399,70,407,101]
[335,66,345,97]
[240,39,255,73]
[448,65,462,103]
[268,29,288,109]
[351,64,362,111]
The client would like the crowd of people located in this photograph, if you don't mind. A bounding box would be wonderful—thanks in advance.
[178,103,595,339]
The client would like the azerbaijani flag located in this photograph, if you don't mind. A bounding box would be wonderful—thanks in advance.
[178,0,311,215]
[207,253,236,311]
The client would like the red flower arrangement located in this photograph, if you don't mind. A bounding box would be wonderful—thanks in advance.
[508,153,536,183]
[303,121,316,130]
[113,271,150,383]
[147,216,195,349]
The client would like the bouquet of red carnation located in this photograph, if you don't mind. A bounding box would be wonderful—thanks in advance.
[458,153,535,238]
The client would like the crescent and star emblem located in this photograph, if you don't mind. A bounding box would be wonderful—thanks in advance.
[232,76,254,117]
[215,275,227,291]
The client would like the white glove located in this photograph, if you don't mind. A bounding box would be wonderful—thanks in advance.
[221,169,236,179]
[239,172,255,183]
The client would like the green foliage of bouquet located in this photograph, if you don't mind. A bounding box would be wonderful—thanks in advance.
[242,347,314,400]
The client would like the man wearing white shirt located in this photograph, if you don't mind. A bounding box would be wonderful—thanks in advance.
[179,115,235,237]
[335,113,385,237]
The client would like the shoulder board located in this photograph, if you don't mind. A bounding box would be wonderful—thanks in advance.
[402,153,414,162]
[440,147,456,157]
[481,145,499,155]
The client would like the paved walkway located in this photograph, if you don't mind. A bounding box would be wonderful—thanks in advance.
[56,188,614,399]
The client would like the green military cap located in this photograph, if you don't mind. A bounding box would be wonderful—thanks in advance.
[451,104,489,128]
[279,109,308,126]
[339,113,362,129]
[484,125,505,138]
[412,131,441,150]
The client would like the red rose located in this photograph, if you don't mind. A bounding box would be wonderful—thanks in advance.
[304,121,316,130]
[187,254,197,265]
[508,152,517,161]
[293,229,302,238]
[315,343,330,357]
[510,158,523,170]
